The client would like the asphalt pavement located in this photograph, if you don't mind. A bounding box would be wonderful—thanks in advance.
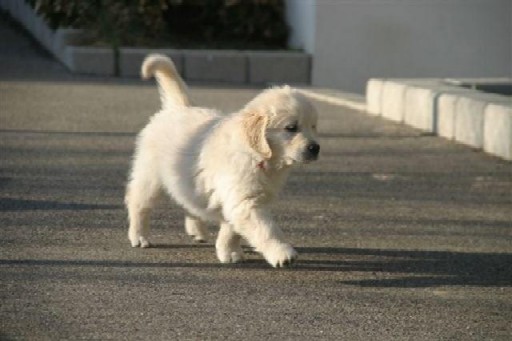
[1,14,511,340]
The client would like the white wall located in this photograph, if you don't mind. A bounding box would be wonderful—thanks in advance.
[286,0,316,53]
[299,0,512,93]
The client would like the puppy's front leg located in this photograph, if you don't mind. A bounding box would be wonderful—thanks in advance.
[228,206,297,268]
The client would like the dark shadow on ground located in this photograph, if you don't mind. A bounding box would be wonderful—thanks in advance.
[0,129,136,137]
[297,247,512,287]
[2,246,510,288]
[0,198,121,211]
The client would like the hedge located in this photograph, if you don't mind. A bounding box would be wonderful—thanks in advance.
[26,0,289,50]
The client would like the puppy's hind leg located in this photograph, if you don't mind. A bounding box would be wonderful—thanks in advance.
[125,178,161,248]
[185,216,208,243]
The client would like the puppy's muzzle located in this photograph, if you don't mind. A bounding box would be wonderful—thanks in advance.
[305,142,320,161]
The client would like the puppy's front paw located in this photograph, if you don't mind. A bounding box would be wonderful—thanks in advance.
[260,241,298,268]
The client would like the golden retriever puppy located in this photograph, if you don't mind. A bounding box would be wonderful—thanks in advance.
[125,54,320,267]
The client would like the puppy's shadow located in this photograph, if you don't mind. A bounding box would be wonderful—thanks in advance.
[151,243,213,249]
[146,243,286,270]
[143,244,512,288]
[294,247,512,288]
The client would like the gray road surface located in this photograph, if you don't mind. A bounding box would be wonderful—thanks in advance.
[1,14,511,340]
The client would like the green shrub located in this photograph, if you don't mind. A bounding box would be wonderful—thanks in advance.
[26,0,289,49]
[163,0,289,49]
[26,0,168,47]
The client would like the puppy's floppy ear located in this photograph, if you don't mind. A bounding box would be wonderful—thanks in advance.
[243,111,272,159]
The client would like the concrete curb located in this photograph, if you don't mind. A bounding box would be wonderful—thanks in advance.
[366,79,384,115]
[484,104,512,160]
[65,46,114,76]
[120,48,184,77]
[184,50,247,84]
[248,51,311,85]
[380,80,408,123]
[0,0,311,85]
[366,77,512,160]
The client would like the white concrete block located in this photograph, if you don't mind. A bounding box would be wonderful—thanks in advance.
[454,94,510,149]
[366,78,385,115]
[120,48,183,77]
[454,97,489,148]
[380,81,407,122]
[437,93,459,140]
[484,104,512,160]
[403,86,437,132]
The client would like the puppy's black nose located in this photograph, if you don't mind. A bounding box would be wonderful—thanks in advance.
[307,142,320,156]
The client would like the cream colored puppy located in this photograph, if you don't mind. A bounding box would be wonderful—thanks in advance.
[126,54,320,267]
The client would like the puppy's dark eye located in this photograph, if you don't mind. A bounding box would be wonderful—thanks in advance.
[285,124,298,133]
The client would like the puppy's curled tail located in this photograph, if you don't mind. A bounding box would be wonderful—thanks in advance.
[142,54,190,107]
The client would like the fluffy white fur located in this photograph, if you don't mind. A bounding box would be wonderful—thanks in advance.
[126,54,320,267]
